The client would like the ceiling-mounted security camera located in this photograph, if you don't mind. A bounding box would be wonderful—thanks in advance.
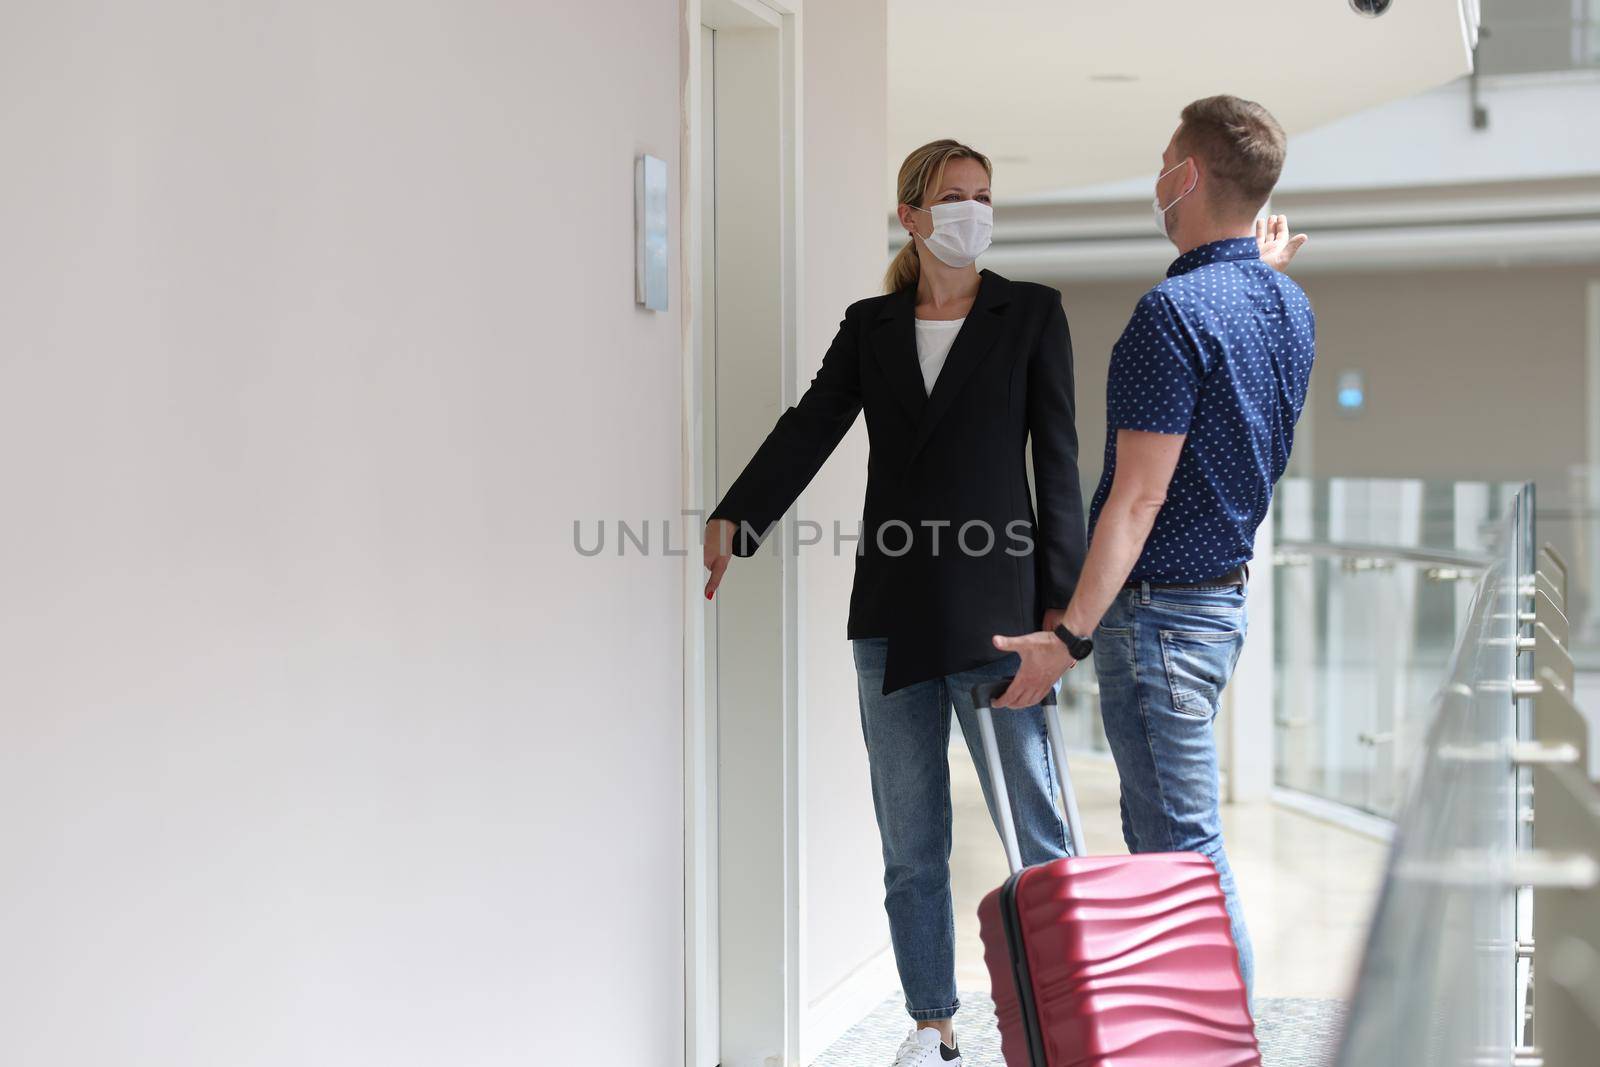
[1349,0,1393,15]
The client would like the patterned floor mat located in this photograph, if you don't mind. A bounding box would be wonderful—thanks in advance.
[811,991,1347,1066]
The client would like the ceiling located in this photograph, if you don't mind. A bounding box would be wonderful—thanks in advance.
[888,0,1478,199]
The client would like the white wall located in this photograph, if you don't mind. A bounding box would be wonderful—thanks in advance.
[0,3,684,1065]
[890,0,1475,196]
[797,0,894,1047]
[1276,70,1600,192]
[1050,70,1600,200]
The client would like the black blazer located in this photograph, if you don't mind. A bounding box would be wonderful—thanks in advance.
[710,269,1086,694]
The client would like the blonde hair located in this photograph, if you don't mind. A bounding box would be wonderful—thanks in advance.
[884,139,993,293]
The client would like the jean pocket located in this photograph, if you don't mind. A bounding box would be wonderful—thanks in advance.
[1093,625,1133,653]
[1147,587,1246,617]
[1158,629,1243,720]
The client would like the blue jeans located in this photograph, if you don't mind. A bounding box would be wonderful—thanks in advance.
[1094,582,1254,997]
[852,638,1071,1022]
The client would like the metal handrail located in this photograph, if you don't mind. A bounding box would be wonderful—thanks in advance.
[1274,538,1495,571]
[1273,529,1498,814]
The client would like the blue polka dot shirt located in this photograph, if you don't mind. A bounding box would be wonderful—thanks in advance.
[1087,237,1316,583]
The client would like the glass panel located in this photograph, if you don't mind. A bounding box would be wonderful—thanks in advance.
[1272,477,1522,818]
[1334,485,1526,1066]
[1274,554,1459,817]
[1539,463,1600,673]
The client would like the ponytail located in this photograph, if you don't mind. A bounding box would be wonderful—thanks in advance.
[883,138,992,294]
[883,238,920,294]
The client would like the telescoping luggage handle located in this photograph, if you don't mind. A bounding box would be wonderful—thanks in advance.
[971,679,1085,875]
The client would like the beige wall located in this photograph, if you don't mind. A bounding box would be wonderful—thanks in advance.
[1047,265,1598,519]
[1299,265,1598,636]
[799,0,892,1028]
[1050,279,1141,498]
[1299,266,1591,496]
[0,3,684,1064]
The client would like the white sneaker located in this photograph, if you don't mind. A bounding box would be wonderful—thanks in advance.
[891,1026,961,1066]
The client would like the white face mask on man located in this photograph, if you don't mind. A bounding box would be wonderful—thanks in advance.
[908,199,993,268]
[1152,158,1197,237]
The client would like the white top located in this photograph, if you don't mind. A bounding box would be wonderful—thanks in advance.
[913,317,965,396]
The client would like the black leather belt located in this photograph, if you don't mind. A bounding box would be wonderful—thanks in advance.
[1125,563,1249,591]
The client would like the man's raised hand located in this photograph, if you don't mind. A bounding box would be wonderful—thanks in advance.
[1255,214,1308,272]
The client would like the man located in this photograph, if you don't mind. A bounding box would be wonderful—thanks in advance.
[992,94,1314,998]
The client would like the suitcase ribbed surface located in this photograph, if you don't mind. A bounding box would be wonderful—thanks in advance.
[977,853,1260,1066]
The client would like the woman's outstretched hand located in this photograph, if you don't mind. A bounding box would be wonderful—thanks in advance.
[704,519,735,599]
[990,630,1075,708]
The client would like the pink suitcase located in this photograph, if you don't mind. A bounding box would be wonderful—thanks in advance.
[971,679,1259,1067]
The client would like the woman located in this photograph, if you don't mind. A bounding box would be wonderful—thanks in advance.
[703,140,1085,1067]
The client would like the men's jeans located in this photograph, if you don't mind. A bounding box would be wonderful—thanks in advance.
[852,637,1071,1022]
[1094,582,1254,996]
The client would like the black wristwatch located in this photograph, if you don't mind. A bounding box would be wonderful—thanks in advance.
[1053,624,1094,660]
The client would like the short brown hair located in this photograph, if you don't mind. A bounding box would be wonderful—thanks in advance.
[1176,95,1286,213]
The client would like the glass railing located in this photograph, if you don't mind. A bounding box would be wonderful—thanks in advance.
[1333,483,1528,1065]
[1332,484,1600,1065]
[1533,463,1600,672]
[1271,477,1526,819]
[1054,477,1600,1061]
[1061,475,1534,814]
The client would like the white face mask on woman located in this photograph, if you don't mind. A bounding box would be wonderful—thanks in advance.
[908,199,993,268]
[1152,158,1196,237]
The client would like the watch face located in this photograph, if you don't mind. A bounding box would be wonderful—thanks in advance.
[1054,624,1090,658]
[1059,626,1088,656]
